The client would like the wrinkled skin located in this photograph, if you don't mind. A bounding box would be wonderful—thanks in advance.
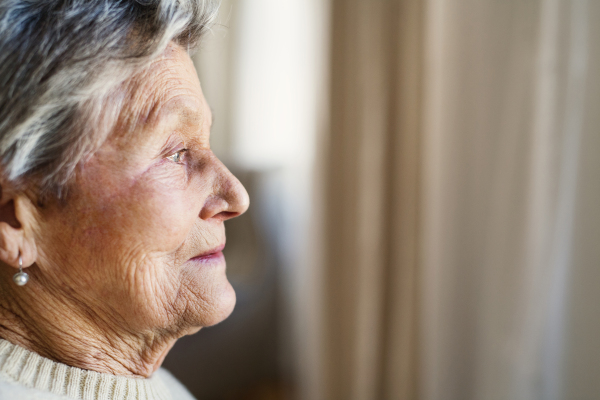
[0,43,249,377]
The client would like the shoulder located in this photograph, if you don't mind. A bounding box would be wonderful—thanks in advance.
[154,368,197,400]
[0,373,70,400]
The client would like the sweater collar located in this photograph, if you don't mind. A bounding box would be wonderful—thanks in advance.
[0,339,173,400]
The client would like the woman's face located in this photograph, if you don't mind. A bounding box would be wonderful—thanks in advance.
[33,44,249,338]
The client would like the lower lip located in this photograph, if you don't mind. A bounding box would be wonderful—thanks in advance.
[189,251,225,265]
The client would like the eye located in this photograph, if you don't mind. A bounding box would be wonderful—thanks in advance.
[166,149,187,164]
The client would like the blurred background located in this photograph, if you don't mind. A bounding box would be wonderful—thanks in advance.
[163,0,600,399]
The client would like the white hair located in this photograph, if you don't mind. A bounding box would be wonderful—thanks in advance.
[0,0,219,197]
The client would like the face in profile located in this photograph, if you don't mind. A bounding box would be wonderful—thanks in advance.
[33,43,249,339]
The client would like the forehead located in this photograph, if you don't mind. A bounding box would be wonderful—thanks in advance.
[113,43,210,143]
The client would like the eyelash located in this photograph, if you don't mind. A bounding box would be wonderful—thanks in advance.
[166,149,188,164]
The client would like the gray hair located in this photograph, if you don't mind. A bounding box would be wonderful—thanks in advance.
[0,0,219,197]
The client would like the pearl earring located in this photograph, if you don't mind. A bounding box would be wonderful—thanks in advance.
[12,254,28,286]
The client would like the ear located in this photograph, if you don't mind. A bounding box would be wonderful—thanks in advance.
[0,185,38,270]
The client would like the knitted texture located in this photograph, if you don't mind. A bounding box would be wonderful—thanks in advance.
[0,339,195,400]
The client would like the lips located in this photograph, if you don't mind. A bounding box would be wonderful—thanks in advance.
[189,244,225,263]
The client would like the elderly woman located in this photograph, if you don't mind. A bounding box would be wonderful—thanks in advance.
[0,0,249,399]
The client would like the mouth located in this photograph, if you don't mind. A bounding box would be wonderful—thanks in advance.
[189,244,226,264]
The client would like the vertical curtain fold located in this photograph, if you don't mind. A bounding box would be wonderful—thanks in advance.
[324,1,422,399]
[320,0,599,399]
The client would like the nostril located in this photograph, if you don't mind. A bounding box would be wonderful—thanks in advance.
[216,211,239,221]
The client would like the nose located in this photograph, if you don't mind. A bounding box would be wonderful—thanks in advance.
[199,156,249,222]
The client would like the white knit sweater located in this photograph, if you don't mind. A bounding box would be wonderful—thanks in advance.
[0,339,196,400]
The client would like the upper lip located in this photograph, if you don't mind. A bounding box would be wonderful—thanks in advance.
[191,244,225,259]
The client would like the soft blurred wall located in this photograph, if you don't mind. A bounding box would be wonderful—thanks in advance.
[316,0,600,400]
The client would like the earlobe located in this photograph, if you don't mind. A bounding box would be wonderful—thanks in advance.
[0,221,21,267]
[0,193,38,270]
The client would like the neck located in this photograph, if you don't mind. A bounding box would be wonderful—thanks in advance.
[0,274,177,378]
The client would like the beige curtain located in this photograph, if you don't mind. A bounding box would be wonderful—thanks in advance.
[321,0,422,399]
[315,0,600,399]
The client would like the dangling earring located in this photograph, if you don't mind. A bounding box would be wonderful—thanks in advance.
[13,253,28,286]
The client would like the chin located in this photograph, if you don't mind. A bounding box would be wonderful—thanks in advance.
[203,280,236,326]
[177,261,237,328]
[184,279,236,328]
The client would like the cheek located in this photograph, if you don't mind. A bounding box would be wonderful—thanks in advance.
[40,172,203,294]
[128,187,193,248]
[95,173,202,253]
[71,182,206,326]
[38,158,234,330]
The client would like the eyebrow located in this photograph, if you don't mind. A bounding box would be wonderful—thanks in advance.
[149,97,205,131]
